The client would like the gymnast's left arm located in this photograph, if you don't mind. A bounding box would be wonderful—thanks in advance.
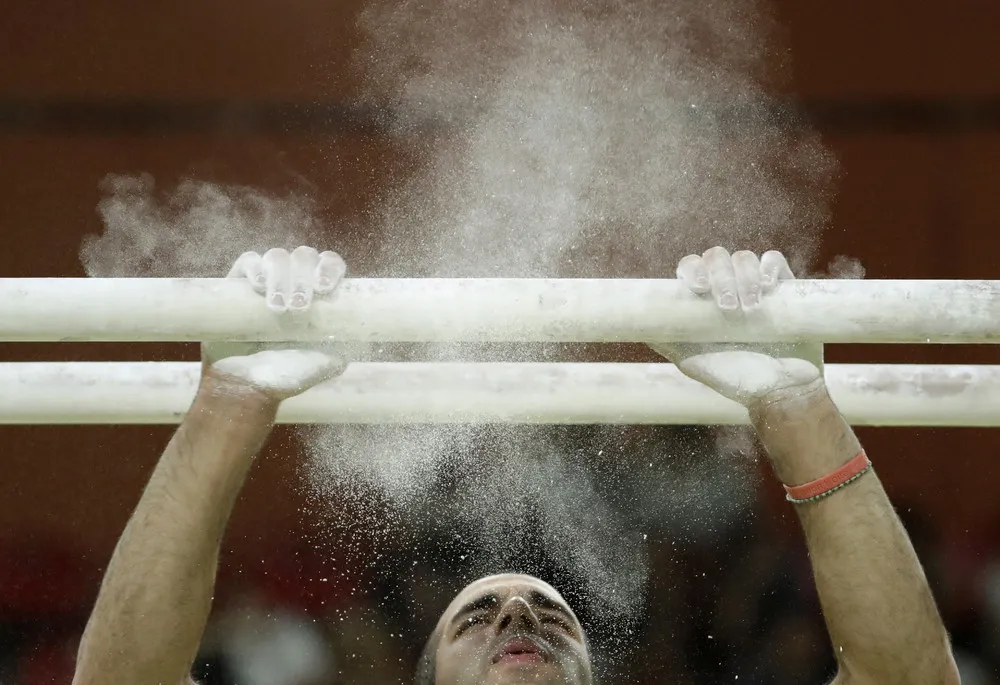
[651,247,960,685]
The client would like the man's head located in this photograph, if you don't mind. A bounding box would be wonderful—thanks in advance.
[416,573,593,685]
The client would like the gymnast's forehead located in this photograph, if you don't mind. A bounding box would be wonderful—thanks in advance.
[442,573,574,618]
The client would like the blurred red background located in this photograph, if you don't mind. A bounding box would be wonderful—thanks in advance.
[1,2,999,683]
[2,0,998,558]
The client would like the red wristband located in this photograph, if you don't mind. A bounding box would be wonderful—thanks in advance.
[782,450,872,504]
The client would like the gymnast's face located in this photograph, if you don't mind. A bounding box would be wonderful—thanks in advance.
[433,573,593,685]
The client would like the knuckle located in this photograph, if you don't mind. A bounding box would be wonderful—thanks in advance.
[678,254,703,271]
[319,254,348,279]
[319,250,345,264]
[703,245,730,259]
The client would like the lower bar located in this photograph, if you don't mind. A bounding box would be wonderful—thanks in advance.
[0,362,997,426]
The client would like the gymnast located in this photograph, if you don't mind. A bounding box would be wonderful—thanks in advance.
[71,246,959,685]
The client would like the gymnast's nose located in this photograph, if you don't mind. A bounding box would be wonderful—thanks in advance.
[494,595,542,634]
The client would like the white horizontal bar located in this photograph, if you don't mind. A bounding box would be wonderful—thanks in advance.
[0,362,997,426]
[1,278,999,343]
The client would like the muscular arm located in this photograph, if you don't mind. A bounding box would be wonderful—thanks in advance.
[749,381,959,685]
[73,375,278,685]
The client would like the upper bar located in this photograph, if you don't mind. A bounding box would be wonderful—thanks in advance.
[2,278,999,343]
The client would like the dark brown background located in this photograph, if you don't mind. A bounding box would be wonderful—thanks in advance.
[1,0,998,635]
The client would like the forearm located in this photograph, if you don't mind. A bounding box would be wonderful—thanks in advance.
[749,382,958,685]
[74,377,278,685]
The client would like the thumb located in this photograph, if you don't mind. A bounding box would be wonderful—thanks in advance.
[211,349,346,401]
[202,341,266,368]
[676,351,822,405]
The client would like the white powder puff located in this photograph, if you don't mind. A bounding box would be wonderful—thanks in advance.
[213,350,338,395]
[678,351,822,404]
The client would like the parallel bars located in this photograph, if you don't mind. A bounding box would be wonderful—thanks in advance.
[1,277,997,426]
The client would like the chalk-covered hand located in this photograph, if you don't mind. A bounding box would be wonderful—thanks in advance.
[649,247,824,407]
[201,247,348,401]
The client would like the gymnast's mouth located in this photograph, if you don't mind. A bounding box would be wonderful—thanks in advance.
[492,636,548,664]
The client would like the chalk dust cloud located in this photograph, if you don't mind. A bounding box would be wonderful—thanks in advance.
[302,1,839,664]
[354,0,836,279]
[79,0,848,674]
[80,173,325,278]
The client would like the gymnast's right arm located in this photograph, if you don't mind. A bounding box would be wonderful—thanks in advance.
[72,247,347,685]
[72,372,284,685]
